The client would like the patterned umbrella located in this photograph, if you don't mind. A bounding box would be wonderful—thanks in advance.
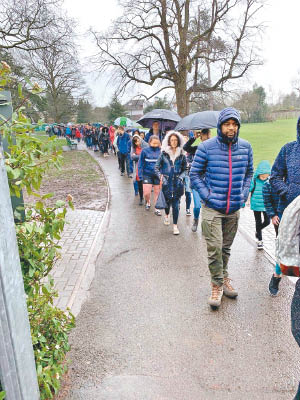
[114,117,134,127]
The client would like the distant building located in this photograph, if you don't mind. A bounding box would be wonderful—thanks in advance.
[125,99,147,121]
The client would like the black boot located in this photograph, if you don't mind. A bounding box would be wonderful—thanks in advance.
[191,218,199,233]
[268,274,281,296]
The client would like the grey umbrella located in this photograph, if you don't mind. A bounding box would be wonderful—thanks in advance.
[175,110,220,131]
[137,109,181,130]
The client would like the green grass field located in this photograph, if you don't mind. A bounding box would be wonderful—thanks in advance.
[210,118,298,168]
[240,119,298,168]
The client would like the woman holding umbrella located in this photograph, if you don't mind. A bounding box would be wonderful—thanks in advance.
[155,131,187,235]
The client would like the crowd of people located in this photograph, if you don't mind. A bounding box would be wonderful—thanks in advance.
[51,110,300,310]
[65,109,297,311]
[51,108,300,398]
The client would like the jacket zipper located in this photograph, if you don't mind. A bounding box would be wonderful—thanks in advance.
[226,143,232,214]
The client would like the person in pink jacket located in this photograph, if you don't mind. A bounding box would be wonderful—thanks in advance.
[109,126,116,154]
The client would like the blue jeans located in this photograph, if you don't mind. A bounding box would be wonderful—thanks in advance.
[127,154,133,174]
[165,198,180,224]
[185,191,192,210]
[192,189,201,219]
[86,137,92,147]
[133,180,138,195]
[185,176,201,218]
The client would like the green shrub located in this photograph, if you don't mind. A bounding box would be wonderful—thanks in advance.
[28,284,74,398]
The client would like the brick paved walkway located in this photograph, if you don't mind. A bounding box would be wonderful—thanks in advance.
[239,206,298,284]
[49,144,109,316]
[239,205,276,261]
[52,209,105,315]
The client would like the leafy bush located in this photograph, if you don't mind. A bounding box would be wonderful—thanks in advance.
[0,61,75,399]
[28,283,74,398]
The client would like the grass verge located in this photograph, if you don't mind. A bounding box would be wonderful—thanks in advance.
[24,150,108,211]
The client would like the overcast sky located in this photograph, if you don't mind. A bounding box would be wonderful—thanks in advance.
[63,0,300,106]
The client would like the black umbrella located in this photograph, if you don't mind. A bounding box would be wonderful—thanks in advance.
[175,110,220,131]
[137,109,181,130]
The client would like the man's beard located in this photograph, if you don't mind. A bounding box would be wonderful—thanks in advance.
[222,133,237,144]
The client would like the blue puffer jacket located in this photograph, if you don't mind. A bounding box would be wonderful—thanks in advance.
[190,107,254,214]
[117,132,131,154]
[155,132,187,199]
[270,117,300,213]
[138,146,161,180]
[263,178,280,218]
[250,160,271,211]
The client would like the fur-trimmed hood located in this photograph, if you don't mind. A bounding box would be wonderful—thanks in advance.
[132,134,148,149]
[161,131,185,159]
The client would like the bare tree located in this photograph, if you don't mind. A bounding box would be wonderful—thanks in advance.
[92,0,264,116]
[0,0,70,51]
[22,28,84,122]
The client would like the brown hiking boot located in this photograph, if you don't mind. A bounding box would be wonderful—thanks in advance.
[223,277,238,298]
[208,284,223,308]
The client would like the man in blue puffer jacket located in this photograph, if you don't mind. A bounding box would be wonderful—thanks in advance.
[190,107,253,309]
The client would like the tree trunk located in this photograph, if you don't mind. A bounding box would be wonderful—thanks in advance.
[175,81,190,117]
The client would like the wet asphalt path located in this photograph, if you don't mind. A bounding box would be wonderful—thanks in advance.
[66,154,300,400]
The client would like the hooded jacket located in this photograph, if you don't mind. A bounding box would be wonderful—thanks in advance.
[250,160,271,211]
[109,126,115,143]
[130,135,148,162]
[262,178,280,218]
[270,117,300,212]
[190,107,254,214]
[276,194,300,270]
[100,127,110,142]
[155,131,187,199]
[117,132,131,154]
[137,145,161,180]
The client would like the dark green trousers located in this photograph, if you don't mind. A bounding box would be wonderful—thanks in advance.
[202,205,240,286]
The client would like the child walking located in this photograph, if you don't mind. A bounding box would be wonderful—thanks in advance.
[263,177,281,296]
[250,160,271,249]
